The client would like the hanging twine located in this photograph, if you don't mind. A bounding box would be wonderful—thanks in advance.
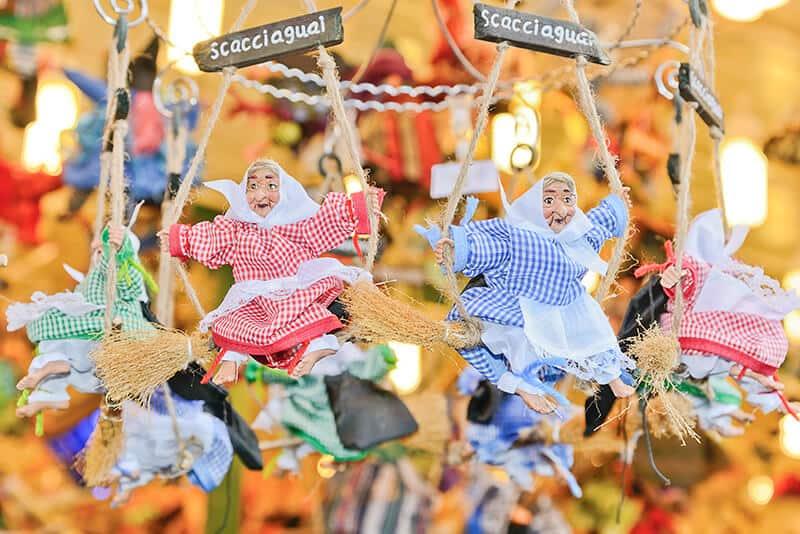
[670,105,696,332]
[561,0,629,303]
[156,119,188,326]
[103,23,131,331]
[439,41,509,324]
[317,51,381,271]
[158,0,256,320]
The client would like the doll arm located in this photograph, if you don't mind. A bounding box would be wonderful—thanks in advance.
[168,216,238,269]
[276,191,382,256]
[584,194,628,251]
[89,235,146,302]
[415,218,510,276]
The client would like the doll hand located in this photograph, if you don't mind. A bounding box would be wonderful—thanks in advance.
[107,225,125,250]
[434,238,455,265]
[617,186,633,209]
[414,224,442,249]
[660,265,688,289]
[157,229,170,253]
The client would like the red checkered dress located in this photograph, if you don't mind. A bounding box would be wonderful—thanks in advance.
[169,192,361,369]
[660,255,789,376]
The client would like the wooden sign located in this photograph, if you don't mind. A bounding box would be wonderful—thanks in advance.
[678,63,724,132]
[473,3,610,66]
[193,8,343,73]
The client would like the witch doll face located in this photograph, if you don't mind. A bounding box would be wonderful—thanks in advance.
[246,168,281,217]
[542,181,576,233]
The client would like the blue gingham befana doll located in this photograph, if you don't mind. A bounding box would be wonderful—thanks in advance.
[417,172,636,413]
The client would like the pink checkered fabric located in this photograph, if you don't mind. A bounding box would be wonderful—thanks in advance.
[170,192,360,365]
[660,255,789,375]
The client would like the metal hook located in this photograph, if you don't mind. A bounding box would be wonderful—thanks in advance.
[153,62,199,119]
[654,60,681,101]
[93,0,148,27]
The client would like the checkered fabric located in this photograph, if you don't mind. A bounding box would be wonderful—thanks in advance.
[170,192,359,362]
[443,195,626,392]
[661,255,789,376]
[447,195,625,326]
[26,249,152,343]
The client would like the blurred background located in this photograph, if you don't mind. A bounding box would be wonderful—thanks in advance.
[1,0,800,532]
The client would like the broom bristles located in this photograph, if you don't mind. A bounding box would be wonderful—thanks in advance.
[627,324,699,444]
[341,281,480,350]
[92,325,214,406]
[78,413,124,487]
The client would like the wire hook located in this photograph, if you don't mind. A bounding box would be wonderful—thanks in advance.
[654,60,681,101]
[93,0,148,27]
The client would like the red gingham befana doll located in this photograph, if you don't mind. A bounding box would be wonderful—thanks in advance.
[159,159,383,384]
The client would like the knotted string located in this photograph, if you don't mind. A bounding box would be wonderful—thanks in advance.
[561,0,629,304]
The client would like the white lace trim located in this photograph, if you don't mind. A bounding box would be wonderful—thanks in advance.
[6,291,104,331]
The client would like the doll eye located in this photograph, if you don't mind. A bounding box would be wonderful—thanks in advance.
[563,195,574,204]
[248,182,259,190]
[268,183,278,191]
[543,197,553,205]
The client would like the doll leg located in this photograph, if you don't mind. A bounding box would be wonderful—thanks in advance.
[16,375,71,418]
[212,350,249,385]
[462,345,555,414]
[608,378,636,399]
[290,334,339,378]
[729,364,783,391]
[16,352,70,391]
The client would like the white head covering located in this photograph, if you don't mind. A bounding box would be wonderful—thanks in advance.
[204,161,320,228]
[499,174,608,275]
[685,208,748,266]
[687,209,800,319]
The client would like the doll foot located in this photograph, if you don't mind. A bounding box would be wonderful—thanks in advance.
[16,361,71,391]
[518,391,555,414]
[16,399,69,418]
[731,409,755,424]
[290,349,336,378]
[730,365,783,391]
[609,378,636,398]
[211,361,238,386]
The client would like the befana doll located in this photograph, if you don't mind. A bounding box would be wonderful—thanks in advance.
[417,172,636,413]
[656,209,800,420]
[8,222,155,418]
[158,158,383,384]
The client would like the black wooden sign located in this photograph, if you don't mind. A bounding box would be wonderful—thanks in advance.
[473,3,610,66]
[193,7,343,73]
[678,63,724,132]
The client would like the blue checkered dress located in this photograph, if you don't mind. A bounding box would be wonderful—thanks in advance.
[447,195,627,386]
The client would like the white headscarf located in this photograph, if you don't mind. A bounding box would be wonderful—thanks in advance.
[204,162,320,228]
[685,208,748,266]
[687,209,800,319]
[499,174,609,275]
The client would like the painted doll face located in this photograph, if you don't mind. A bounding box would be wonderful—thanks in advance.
[245,168,280,217]
[542,182,576,233]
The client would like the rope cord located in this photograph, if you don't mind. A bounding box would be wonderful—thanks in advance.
[561,0,628,303]
[158,0,257,321]
[103,22,131,331]
[303,0,381,271]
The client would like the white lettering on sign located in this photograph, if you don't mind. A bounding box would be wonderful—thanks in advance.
[479,8,593,47]
[209,15,327,61]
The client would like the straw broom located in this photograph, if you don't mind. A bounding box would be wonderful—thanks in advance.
[341,281,482,350]
[92,325,215,407]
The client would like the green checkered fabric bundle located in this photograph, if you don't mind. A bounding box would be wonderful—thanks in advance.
[26,233,154,343]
